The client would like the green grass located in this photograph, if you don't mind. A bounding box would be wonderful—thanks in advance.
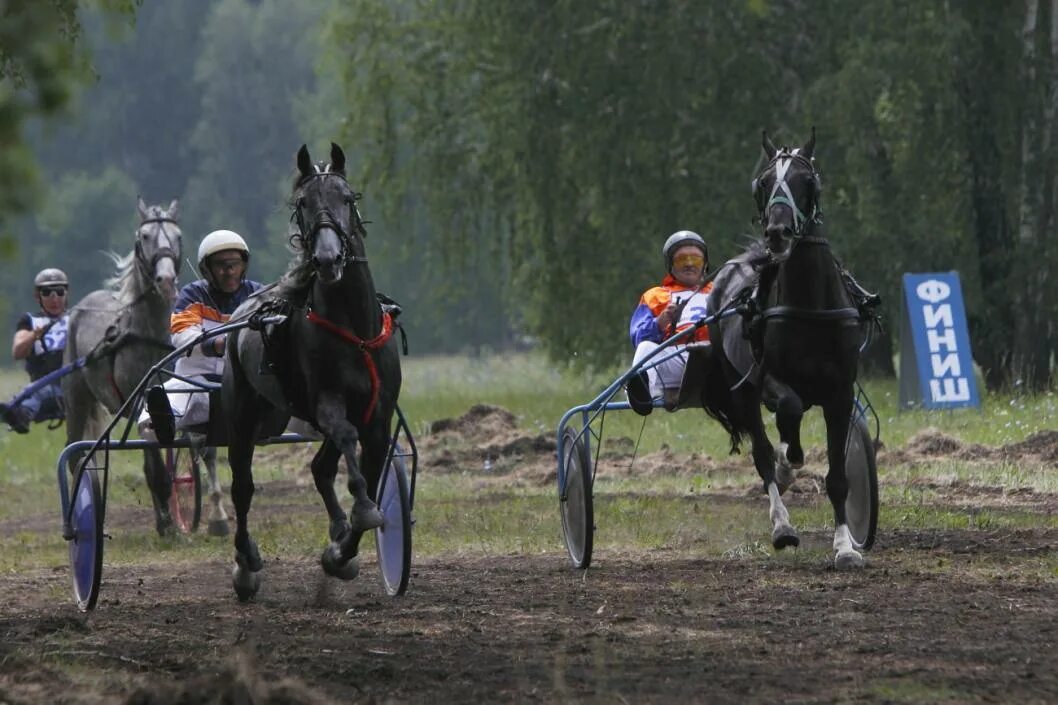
[1,354,1057,574]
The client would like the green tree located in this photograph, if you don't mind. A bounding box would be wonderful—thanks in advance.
[0,1,139,238]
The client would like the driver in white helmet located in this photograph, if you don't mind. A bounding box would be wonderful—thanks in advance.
[0,268,71,433]
[138,230,263,440]
[625,231,713,416]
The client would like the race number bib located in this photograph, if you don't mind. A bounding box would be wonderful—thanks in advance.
[673,290,710,329]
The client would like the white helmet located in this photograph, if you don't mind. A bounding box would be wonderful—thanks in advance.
[197,230,249,276]
[662,230,708,272]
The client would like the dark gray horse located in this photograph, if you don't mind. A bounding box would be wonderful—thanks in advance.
[223,143,401,601]
[63,197,182,535]
[704,129,866,568]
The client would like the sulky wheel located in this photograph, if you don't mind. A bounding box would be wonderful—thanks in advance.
[559,426,594,569]
[375,445,412,596]
[69,468,105,611]
[844,414,879,550]
[165,446,202,534]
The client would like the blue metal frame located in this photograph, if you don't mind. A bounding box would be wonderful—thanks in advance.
[56,313,418,541]
[555,307,738,499]
[555,305,883,500]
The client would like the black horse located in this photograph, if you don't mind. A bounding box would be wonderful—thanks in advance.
[223,143,402,600]
[704,129,867,568]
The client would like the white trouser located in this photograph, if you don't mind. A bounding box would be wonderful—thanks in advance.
[137,376,212,440]
[633,340,689,398]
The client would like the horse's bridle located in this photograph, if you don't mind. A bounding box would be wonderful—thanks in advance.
[753,150,821,239]
[134,216,182,276]
[291,171,369,267]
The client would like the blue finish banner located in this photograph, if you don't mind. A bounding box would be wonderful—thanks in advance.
[899,272,980,410]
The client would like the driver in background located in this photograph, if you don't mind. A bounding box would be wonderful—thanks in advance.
[0,268,71,433]
[626,231,712,416]
[138,230,263,440]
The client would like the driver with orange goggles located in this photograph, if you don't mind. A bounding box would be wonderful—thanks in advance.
[626,231,712,416]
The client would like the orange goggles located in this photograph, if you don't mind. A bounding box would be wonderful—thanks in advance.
[672,253,705,269]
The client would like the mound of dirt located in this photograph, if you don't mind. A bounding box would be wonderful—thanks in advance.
[907,427,964,456]
[999,430,1058,462]
[125,652,335,705]
[421,404,556,483]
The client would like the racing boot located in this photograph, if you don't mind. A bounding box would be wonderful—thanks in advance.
[626,372,654,417]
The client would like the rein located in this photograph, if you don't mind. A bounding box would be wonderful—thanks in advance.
[305,309,394,424]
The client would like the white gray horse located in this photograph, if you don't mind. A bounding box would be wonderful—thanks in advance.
[63,197,182,536]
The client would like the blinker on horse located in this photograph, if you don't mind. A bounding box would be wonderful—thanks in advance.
[224,142,402,601]
[704,129,868,568]
[63,197,182,536]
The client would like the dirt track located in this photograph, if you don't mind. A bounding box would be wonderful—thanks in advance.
[2,407,1058,704]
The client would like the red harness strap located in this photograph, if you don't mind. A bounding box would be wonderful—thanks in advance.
[305,310,393,424]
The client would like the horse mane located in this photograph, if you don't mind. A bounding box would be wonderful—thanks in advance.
[102,250,139,305]
[102,204,176,305]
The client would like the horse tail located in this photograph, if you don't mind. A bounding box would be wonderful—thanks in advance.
[699,350,747,455]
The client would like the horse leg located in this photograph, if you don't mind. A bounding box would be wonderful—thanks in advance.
[316,440,362,580]
[225,351,265,600]
[201,446,230,537]
[824,396,863,568]
[326,419,390,575]
[142,446,175,537]
[315,393,383,532]
[741,389,799,550]
[763,375,805,494]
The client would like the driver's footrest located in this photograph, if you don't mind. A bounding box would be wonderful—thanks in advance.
[146,386,176,445]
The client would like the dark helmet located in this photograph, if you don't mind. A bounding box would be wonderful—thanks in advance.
[33,268,69,288]
[662,231,708,273]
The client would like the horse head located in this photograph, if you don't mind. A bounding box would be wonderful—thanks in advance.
[291,142,366,284]
[751,128,822,254]
[135,196,182,303]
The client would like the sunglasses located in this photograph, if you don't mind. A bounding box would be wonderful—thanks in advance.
[673,253,705,269]
[39,287,67,298]
[210,258,246,274]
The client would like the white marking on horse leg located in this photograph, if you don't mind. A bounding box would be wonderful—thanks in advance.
[207,461,227,522]
[776,442,795,493]
[768,482,799,549]
[204,451,229,536]
[833,524,865,569]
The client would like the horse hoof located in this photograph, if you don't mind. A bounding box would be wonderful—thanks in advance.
[352,507,385,532]
[321,545,360,580]
[155,517,176,538]
[232,564,260,602]
[772,528,800,550]
[235,544,263,573]
[208,519,230,537]
[835,549,865,569]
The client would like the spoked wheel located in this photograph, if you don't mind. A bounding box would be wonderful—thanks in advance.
[375,446,412,596]
[69,468,104,612]
[165,447,202,534]
[560,426,594,569]
[844,415,879,550]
